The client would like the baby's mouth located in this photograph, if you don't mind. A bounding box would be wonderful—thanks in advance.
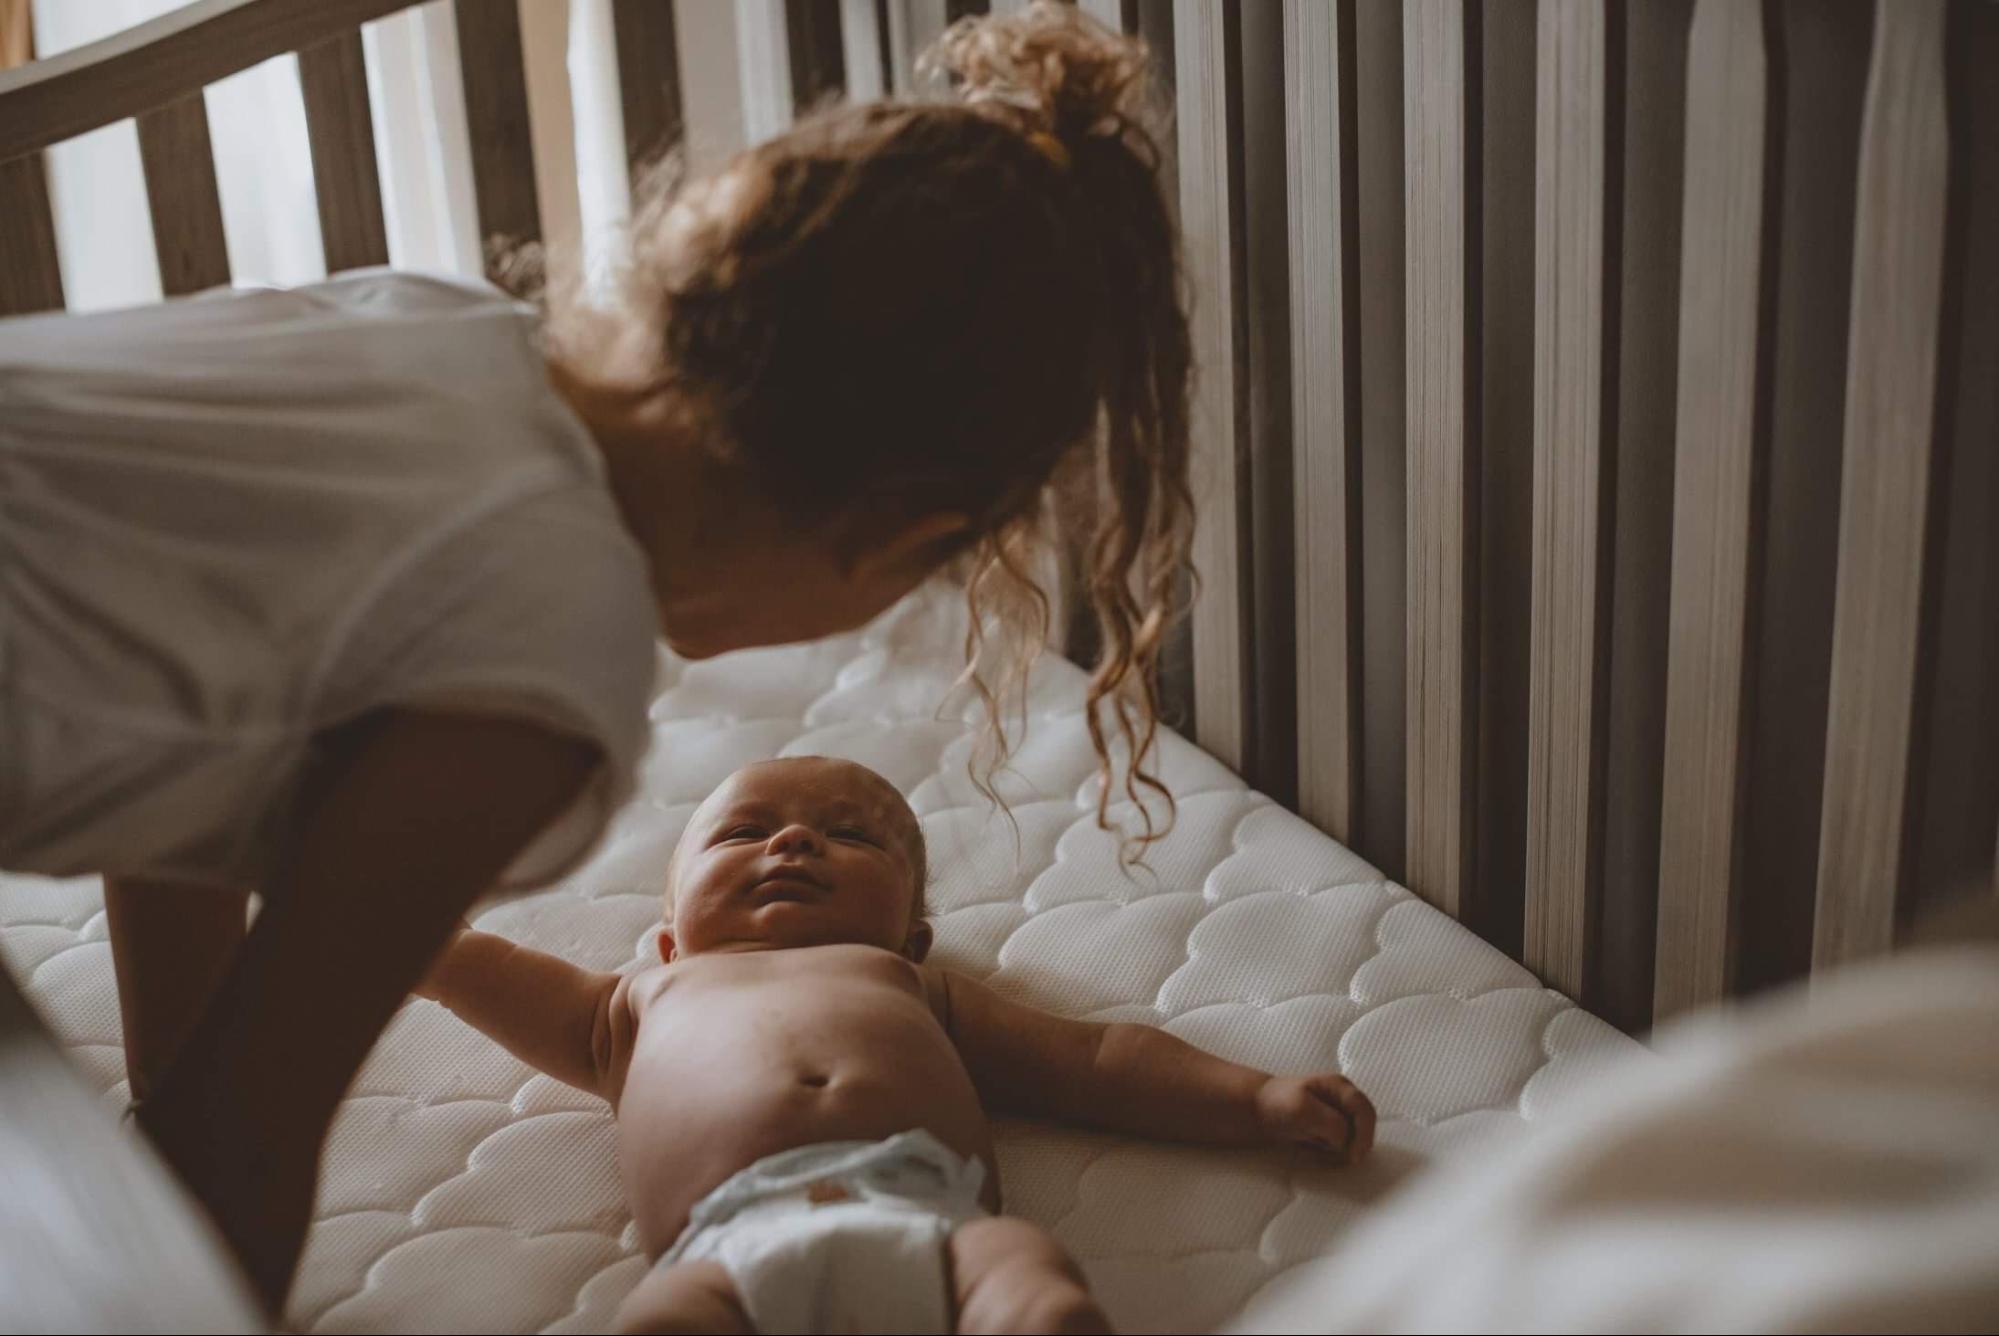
[753,868,826,902]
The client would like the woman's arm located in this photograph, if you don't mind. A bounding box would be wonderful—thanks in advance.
[933,968,1375,1161]
[419,927,630,1099]
[134,707,601,1311]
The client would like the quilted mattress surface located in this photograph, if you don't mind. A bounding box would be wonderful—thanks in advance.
[1,585,1643,1333]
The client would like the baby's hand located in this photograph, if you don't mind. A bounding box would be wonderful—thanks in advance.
[1255,1072,1376,1163]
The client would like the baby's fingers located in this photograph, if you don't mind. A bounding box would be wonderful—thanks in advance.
[1305,1074,1376,1161]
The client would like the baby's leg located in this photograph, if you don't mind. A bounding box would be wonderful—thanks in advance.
[949,1217,1111,1335]
[614,1259,751,1335]
[104,876,249,1102]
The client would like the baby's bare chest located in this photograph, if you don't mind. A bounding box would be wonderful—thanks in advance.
[610,949,996,1247]
[623,947,974,1109]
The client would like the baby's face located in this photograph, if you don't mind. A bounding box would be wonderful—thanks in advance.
[663,757,928,961]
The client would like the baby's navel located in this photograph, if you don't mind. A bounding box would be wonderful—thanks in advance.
[799,1072,831,1088]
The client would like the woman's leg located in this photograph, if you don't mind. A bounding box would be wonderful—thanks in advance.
[134,709,598,1312]
[103,877,249,1103]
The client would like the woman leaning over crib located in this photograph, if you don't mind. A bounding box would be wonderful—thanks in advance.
[0,4,1192,1310]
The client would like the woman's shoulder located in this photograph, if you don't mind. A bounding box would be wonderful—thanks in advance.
[0,268,516,349]
[290,267,527,319]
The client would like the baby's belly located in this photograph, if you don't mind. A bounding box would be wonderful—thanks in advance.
[615,1036,996,1256]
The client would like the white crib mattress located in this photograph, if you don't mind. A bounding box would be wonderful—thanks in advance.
[1,585,1642,1333]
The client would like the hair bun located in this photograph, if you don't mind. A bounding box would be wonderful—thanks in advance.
[928,0,1148,141]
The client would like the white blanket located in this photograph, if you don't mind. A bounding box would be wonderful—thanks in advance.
[1232,944,1999,1334]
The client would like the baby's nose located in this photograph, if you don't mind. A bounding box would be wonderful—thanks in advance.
[767,823,824,855]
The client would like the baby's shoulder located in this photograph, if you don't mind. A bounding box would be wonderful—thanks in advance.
[619,960,677,1015]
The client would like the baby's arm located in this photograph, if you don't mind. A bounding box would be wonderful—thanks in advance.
[932,969,1375,1162]
[418,928,635,1101]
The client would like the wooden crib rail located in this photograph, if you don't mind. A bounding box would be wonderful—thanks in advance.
[0,0,421,164]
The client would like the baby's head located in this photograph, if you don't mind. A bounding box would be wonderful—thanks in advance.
[659,757,930,963]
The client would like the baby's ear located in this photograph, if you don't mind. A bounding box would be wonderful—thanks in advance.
[903,920,933,964]
[656,926,679,963]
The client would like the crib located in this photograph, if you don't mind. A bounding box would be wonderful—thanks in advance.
[2,1,1995,1331]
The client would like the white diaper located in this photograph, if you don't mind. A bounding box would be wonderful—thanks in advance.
[656,1129,989,1335]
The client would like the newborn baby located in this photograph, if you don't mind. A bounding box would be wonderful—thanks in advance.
[419,756,1376,1334]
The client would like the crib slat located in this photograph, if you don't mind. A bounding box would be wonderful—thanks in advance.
[787,0,846,110]
[612,0,684,174]
[453,0,541,268]
[1352,0,1407,882]
[1654,0,1770,1018]
[1079,0,1124,31]
[1913,0,1999,921]
[1174,0,1250,776]
[1597,0,1692,1034]
[1475,0,1537,961]
[299,32,389,273]
[516,0,582,299]
[136,93,230,296]
[888,0,950,94]
[1736,0,1872,998]
[0,152,63,315]
[1403,0,1479,917]
[1243,2,1298,806]
[738,0,794,145]
[0,0,419,165]
[1524,0,1616,998]
[1813,0,1951,971]
[838,0,886,101]
[1285,0,1360,841]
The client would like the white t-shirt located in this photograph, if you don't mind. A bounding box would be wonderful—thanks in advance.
[0,270,661,892]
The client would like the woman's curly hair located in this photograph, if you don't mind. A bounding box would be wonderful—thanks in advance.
[548,1,1195,854]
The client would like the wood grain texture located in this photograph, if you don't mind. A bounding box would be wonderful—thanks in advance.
[0,151,62,314]
[1599,0,1691,1034]
[136,93,229,296]
[1285,0,1361,841]
[1654,0,1770,1019]
[612,0,684,176]
[1354,0,1407,883]
[1132,0,1196,734]
[1736,0,1871,996]
[0,0,420,163]
[1525,0,1615,996]
[1402,0,1479,917]
[299,31,389,273]
[1174,0,1250,776]
[453,0,541,267]
[1813,0,1950,971]
[516,0,581,297]
[1913,0,1999,921]
[1243,0,1295,806]
[1475,0,1536,959]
